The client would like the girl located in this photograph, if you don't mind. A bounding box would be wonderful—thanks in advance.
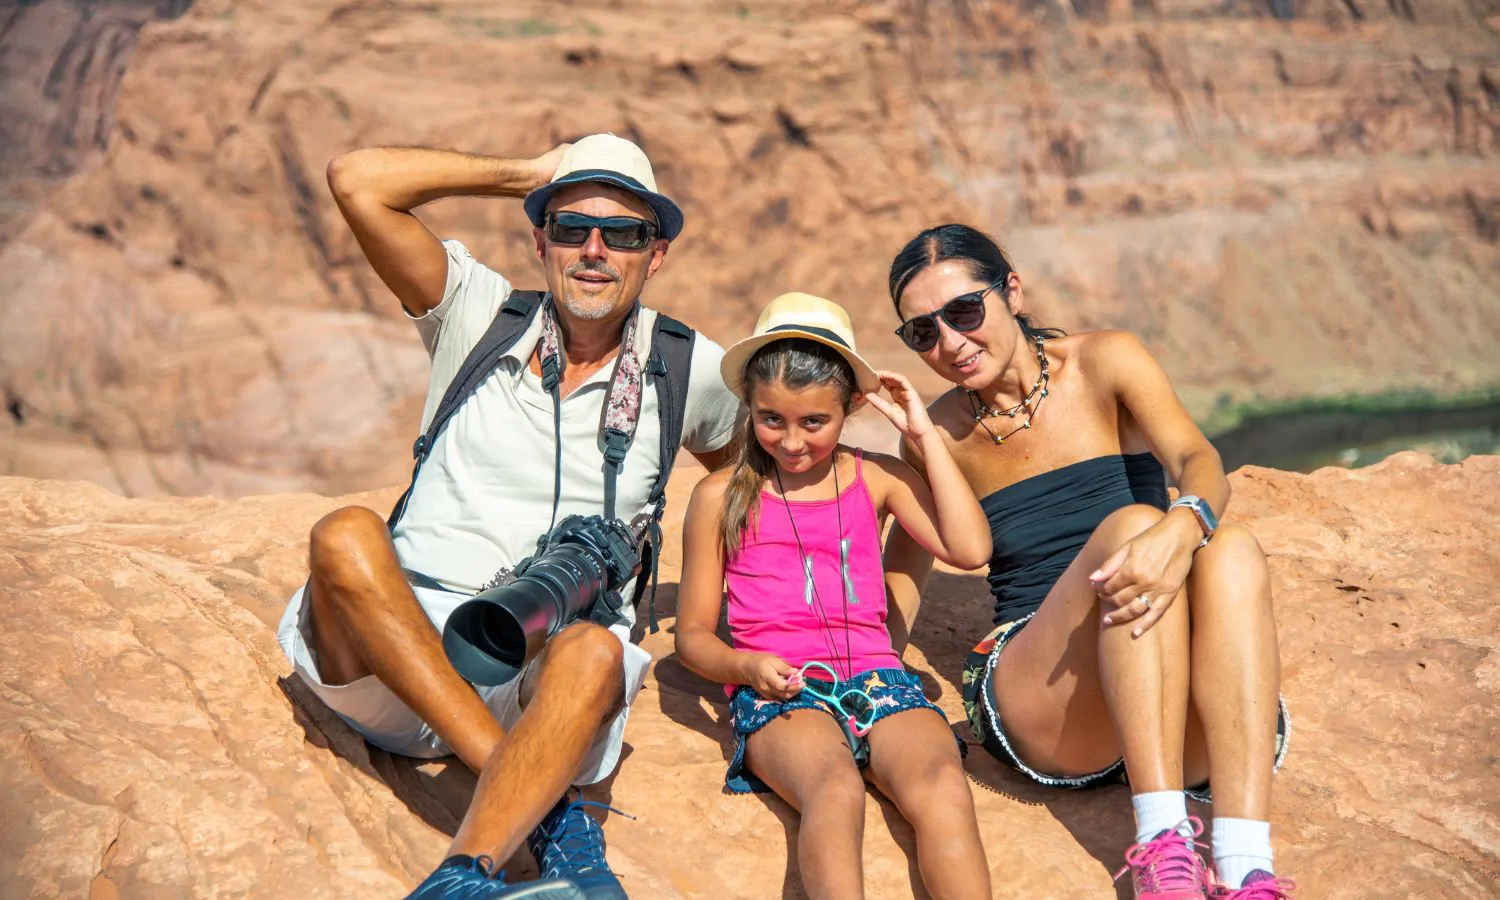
[675,293,994,900]
[884,224,1293,899]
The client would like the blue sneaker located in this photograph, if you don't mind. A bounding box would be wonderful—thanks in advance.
[405,854,617,899]
[525,795,632,899]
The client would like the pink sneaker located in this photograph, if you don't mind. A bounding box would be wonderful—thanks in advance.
[1113,817,1211,899]
[1211,869,1296,899]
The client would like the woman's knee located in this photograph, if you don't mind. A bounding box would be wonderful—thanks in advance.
[1189,523,1273,619]
[1095,503,1166,547]
[1199,522,1268,573]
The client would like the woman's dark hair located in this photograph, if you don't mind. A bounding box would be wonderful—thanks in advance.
[720,338,857,555]
[888,223,1066,343]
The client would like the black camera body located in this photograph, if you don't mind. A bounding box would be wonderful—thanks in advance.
[442,513,649,686]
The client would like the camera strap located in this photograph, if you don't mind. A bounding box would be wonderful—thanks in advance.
[388,288,697,634]
[536,301,572,535]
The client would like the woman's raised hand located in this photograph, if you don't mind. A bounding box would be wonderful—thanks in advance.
[864,370,935,441]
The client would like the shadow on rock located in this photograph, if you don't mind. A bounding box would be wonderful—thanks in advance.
[279,669,641,885]
[278,673,545,878]
[647,582,738,762]
[961,735,1134,899]
[912,570,1135,897]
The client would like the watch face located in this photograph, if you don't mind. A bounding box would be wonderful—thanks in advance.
[1198,499,1219,532]
[1176,495,1217,534]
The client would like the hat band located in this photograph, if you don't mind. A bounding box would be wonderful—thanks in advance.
[765,323,853,350]
[554,168,651,193]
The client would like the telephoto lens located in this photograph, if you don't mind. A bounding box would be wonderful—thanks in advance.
[443,514,648,686]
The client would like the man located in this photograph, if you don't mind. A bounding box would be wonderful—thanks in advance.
[275,134,740,898]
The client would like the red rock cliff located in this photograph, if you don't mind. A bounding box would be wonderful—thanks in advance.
[1,0,1497,497]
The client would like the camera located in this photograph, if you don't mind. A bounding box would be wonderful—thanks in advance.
[442,513,649,686]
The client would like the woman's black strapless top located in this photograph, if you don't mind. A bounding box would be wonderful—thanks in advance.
[982,453,1168,625]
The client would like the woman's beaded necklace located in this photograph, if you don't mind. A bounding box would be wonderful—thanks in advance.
[965,335,1049,446]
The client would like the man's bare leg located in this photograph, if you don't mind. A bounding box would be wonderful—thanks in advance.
[447,621,625,862]
[305,505,503,773]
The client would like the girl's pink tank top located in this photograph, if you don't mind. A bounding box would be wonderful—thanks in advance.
[723,451,903,688]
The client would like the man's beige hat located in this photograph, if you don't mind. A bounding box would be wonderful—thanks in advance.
[523,133,684,239]
[720,293,883,400]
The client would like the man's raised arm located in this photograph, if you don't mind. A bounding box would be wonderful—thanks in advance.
[325,144,569,316]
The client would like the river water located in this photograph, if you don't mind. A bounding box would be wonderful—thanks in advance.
[1210,401,1500,473]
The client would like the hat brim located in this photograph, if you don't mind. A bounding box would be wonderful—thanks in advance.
[524,170,684,241]
[720,327,884,401]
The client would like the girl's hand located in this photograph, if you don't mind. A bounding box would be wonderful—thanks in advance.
[737,653,801,701]
[1090,519,1198,637]
[864,370,934,441]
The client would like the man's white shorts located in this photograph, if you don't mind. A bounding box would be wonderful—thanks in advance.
[276,581,651,785]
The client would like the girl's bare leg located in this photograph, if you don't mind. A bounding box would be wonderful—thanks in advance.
[864,708,991,899]
[746,709,871,900]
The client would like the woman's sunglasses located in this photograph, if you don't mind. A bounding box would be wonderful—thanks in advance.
[544,211,658,251]
[893,281,1003,352]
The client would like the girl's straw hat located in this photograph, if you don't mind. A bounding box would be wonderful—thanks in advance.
[720,292,882,400]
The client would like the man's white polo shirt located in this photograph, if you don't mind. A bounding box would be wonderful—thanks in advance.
[394,240,740,607]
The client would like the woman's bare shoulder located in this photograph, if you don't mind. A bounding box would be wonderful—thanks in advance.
[1055,329,1156,379]
[1067,329,1150,359]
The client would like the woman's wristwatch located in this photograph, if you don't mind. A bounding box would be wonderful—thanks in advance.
[1169,495,1218,548]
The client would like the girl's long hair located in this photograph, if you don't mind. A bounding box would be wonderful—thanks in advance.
[720,338,858,555]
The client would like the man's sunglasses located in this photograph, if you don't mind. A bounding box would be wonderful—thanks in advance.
[893,281,1003,352]
[544,211,658,251]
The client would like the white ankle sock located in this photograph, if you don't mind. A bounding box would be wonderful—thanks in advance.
[1212,817,1273,888]
[1132,791,1190,844]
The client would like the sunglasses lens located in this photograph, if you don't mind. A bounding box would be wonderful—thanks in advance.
[839,693,875,726]
[944,295,987,332]
[548,213,655,250]
[900,317,940,352]
[546,215,592,245]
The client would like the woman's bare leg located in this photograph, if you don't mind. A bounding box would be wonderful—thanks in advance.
[1182,522,1281,820]
[992,504,1191,792]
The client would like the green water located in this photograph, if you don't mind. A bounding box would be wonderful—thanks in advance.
[1209,401,1500,474]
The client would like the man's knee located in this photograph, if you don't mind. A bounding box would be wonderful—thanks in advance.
[544,623,625,695]
[308,506,389,584]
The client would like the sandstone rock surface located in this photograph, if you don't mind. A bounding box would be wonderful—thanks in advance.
[2,0,1499,496]
[1,451,1497,898]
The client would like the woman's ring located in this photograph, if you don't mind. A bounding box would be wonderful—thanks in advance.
[1139,595,1153,611]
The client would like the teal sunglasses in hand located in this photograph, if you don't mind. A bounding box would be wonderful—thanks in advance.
[791,661,878,737]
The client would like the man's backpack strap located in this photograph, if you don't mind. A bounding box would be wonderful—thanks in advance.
[630,312,696,632]
[646,314,695,508]
[387,290,547,531]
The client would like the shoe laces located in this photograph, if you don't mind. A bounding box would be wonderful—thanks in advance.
[467,856,497,876]
[1217,874,1296,899]
[532,797,635,878]
[1113,817,1208,892]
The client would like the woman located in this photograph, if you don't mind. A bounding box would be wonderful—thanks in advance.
[882,224,1292,900]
